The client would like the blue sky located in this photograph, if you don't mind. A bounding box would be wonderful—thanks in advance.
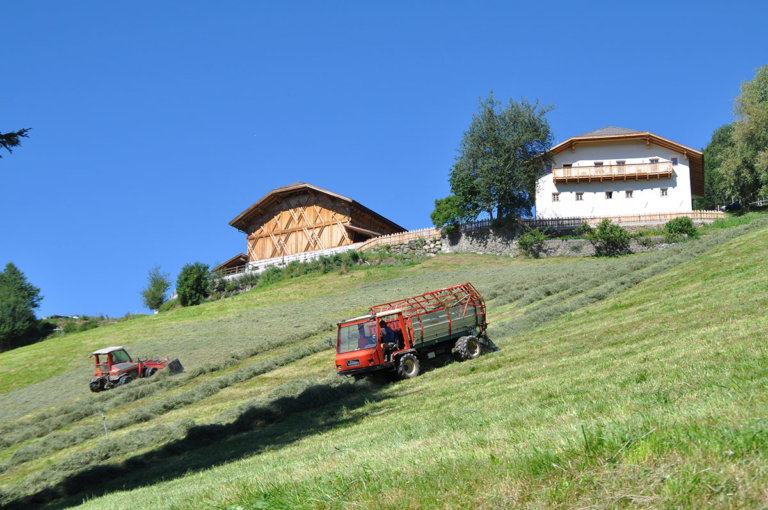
[2,1,767,318]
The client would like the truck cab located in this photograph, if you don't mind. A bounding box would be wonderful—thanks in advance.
[335,310,412,376]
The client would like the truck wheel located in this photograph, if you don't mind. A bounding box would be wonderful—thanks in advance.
[117,375,134,386]
[144,367,157,378]
[89,377,105,393]
[454,336,481,362]
[397,353,420,379]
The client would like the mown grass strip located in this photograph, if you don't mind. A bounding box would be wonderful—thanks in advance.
[0,374,380,507]
[0,339,331,475]
[0,326,333,451]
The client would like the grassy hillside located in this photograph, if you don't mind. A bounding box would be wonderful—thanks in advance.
[1,218,767,508]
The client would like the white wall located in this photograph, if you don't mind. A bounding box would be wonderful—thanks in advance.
[536,139,693,218]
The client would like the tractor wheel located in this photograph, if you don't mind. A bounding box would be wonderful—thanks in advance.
[117,375,134,386]
[397,353,420,380]
[144,367,157,378]
[454,336,481,362]
[89,377,105,393]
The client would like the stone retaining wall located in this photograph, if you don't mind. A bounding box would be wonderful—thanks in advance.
[372,226,677,259]
[441,227,673,257]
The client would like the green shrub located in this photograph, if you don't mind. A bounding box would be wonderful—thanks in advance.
[157,298,179,313]
[518,228,548,258]
[176,262,210,306]
[578,219,630,256]
[77,320,98,332]
[62,322,78,334]
[443,224,457,236]
[664,217,698,242]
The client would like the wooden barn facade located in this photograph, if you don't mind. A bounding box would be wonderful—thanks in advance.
[228,182,405,262]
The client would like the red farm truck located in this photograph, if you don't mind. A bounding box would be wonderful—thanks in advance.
[334,283,493,379]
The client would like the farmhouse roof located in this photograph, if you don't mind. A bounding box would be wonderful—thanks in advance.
[575,126,645,137]
[550,127,705,196]
[229,182,405,233]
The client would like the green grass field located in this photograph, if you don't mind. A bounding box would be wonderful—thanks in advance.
[1,216,767,509]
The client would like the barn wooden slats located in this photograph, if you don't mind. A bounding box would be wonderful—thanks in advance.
[231,183,405,262]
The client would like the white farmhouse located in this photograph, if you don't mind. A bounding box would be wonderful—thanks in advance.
[535,127,704,219]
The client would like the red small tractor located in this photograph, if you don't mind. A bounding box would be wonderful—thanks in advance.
[88,346,184,392]
[334,282,495,379]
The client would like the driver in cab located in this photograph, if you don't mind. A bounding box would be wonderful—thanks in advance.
[379,319,396,354]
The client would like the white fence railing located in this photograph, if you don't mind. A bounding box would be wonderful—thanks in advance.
[217,243,365,280]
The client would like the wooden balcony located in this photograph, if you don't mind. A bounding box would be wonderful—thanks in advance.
[553,161,673,184]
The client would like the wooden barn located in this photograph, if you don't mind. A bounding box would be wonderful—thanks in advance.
[228,182,405,262]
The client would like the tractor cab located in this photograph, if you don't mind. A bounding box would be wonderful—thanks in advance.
[88,346,141,392]
[335,309,412,376]
[90,346,136,377]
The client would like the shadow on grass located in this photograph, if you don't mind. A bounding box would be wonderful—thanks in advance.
[6,379,392,510]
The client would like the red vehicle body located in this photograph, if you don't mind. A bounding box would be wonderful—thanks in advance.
[335,283,492,379]
[89,346,183,392]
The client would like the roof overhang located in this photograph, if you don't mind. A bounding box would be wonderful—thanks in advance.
[550,132,703,161]
[92,346,124,355]
[229,182,405,233]
[338,309,403,325]
[213,253,248,272]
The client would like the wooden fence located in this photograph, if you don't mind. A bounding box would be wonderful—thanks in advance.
[520,210,723,229]
[357,227,441,251]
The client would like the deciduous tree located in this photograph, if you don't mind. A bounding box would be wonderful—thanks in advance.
[0,262,44,352]
[694,124,735,210]
[722,64,768,211]
[437,93,555,222]
[176,262,210,307]
[140,265,172,311]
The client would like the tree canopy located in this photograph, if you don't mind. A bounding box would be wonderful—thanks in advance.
[0,262,44,352]
[694,124,735,210]
[176,262,210,307]
[0,128,31,158]
[722,63,768,210]
[432,93,555,227]
[140,266,172,311]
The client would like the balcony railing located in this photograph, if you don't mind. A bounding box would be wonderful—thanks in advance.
[553,161,673,183]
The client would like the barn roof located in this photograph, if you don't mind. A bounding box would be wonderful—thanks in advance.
[229,182,405,233]
[212,253,248,273]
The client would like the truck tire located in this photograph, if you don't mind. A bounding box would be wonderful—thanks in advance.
[144,367,157,378]
[89,377,105,393]
[454,336,481,362]
[397,353,420,379]
[117,375,134,386]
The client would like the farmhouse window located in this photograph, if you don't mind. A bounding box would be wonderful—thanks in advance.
[576,192,584,201]
[616,160,626,166]
[671,157,678,166]
[626,190,634,198]
[661,188,668,197]
[650,158,659,164]
[552,193,560,202]
[594,161,604,166]
[605,191,613,200]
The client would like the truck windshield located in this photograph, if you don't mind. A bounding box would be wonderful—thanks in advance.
[338,320,377,354]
